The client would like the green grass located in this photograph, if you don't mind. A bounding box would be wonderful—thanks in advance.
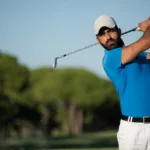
[0,130,118,150]
[56,149,118,150]
[34,149,118,150]
[40,149,118,150]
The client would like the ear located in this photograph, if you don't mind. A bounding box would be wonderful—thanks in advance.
[96,36,100,44]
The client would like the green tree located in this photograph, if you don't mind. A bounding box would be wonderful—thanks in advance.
[28,67,59,135]
[55,68,114,135]
[27,66,119,136]
[0,52,30,136]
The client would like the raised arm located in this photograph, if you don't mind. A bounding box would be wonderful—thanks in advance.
[122,18,150,65]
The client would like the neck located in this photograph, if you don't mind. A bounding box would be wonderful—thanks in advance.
[118,38,124,47]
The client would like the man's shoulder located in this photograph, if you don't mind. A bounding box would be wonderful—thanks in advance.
[102,47,122,66]
[102,47,124,74]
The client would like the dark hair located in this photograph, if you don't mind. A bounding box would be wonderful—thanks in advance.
[96,25,118,36]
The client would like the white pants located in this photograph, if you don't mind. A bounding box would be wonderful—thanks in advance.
[117,119,150,150]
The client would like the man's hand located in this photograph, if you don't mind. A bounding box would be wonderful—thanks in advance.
[138,16,150,32]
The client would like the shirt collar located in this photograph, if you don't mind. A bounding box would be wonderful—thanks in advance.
[104,49,109,54]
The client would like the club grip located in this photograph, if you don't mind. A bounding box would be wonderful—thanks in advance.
[136,27,141,31]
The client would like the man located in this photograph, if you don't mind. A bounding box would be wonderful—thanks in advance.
[94,15,150,150]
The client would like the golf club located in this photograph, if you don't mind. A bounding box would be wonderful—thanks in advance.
[53,27,140,68]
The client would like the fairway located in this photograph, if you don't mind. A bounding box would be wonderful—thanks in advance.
[40,149,118,150]
[56,149,118,150]
[0,130,118,150]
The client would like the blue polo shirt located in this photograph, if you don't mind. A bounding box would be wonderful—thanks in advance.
[102,47,150,117]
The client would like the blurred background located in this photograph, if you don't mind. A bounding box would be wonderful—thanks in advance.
[0,0,149,150]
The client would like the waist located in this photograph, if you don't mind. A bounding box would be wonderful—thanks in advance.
[121,114,150,123]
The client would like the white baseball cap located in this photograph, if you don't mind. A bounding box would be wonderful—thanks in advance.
[94,15,117,35]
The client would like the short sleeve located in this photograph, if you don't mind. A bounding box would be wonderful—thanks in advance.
[103,47,123,70]
[102,48,125,98]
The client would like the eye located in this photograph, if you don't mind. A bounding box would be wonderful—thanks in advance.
[98,32,105,36]
[108,29,114,32]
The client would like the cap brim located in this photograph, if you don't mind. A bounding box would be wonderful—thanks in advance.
[97,26,116,35]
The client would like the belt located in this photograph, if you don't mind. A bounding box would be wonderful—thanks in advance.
[122,115,150,123]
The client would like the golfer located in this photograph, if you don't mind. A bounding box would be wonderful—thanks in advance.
[94,15,150,150]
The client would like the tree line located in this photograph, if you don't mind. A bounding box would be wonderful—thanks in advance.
[0,51,121,138]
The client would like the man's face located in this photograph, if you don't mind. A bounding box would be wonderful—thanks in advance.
[96,27,121,50]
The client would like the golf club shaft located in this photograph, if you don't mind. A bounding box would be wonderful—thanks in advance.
[53,27,140,68]
[121,27,140,35]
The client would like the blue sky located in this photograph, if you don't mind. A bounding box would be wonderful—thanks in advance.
[0,0,149,78]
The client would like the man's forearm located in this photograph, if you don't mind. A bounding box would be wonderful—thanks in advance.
[121,25,150,65]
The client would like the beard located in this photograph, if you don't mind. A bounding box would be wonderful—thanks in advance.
[101,38,124,50]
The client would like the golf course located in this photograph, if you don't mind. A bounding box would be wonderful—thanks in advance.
[0,130,118,150]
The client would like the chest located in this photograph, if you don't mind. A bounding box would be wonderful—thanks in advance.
[125,57,150,77]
